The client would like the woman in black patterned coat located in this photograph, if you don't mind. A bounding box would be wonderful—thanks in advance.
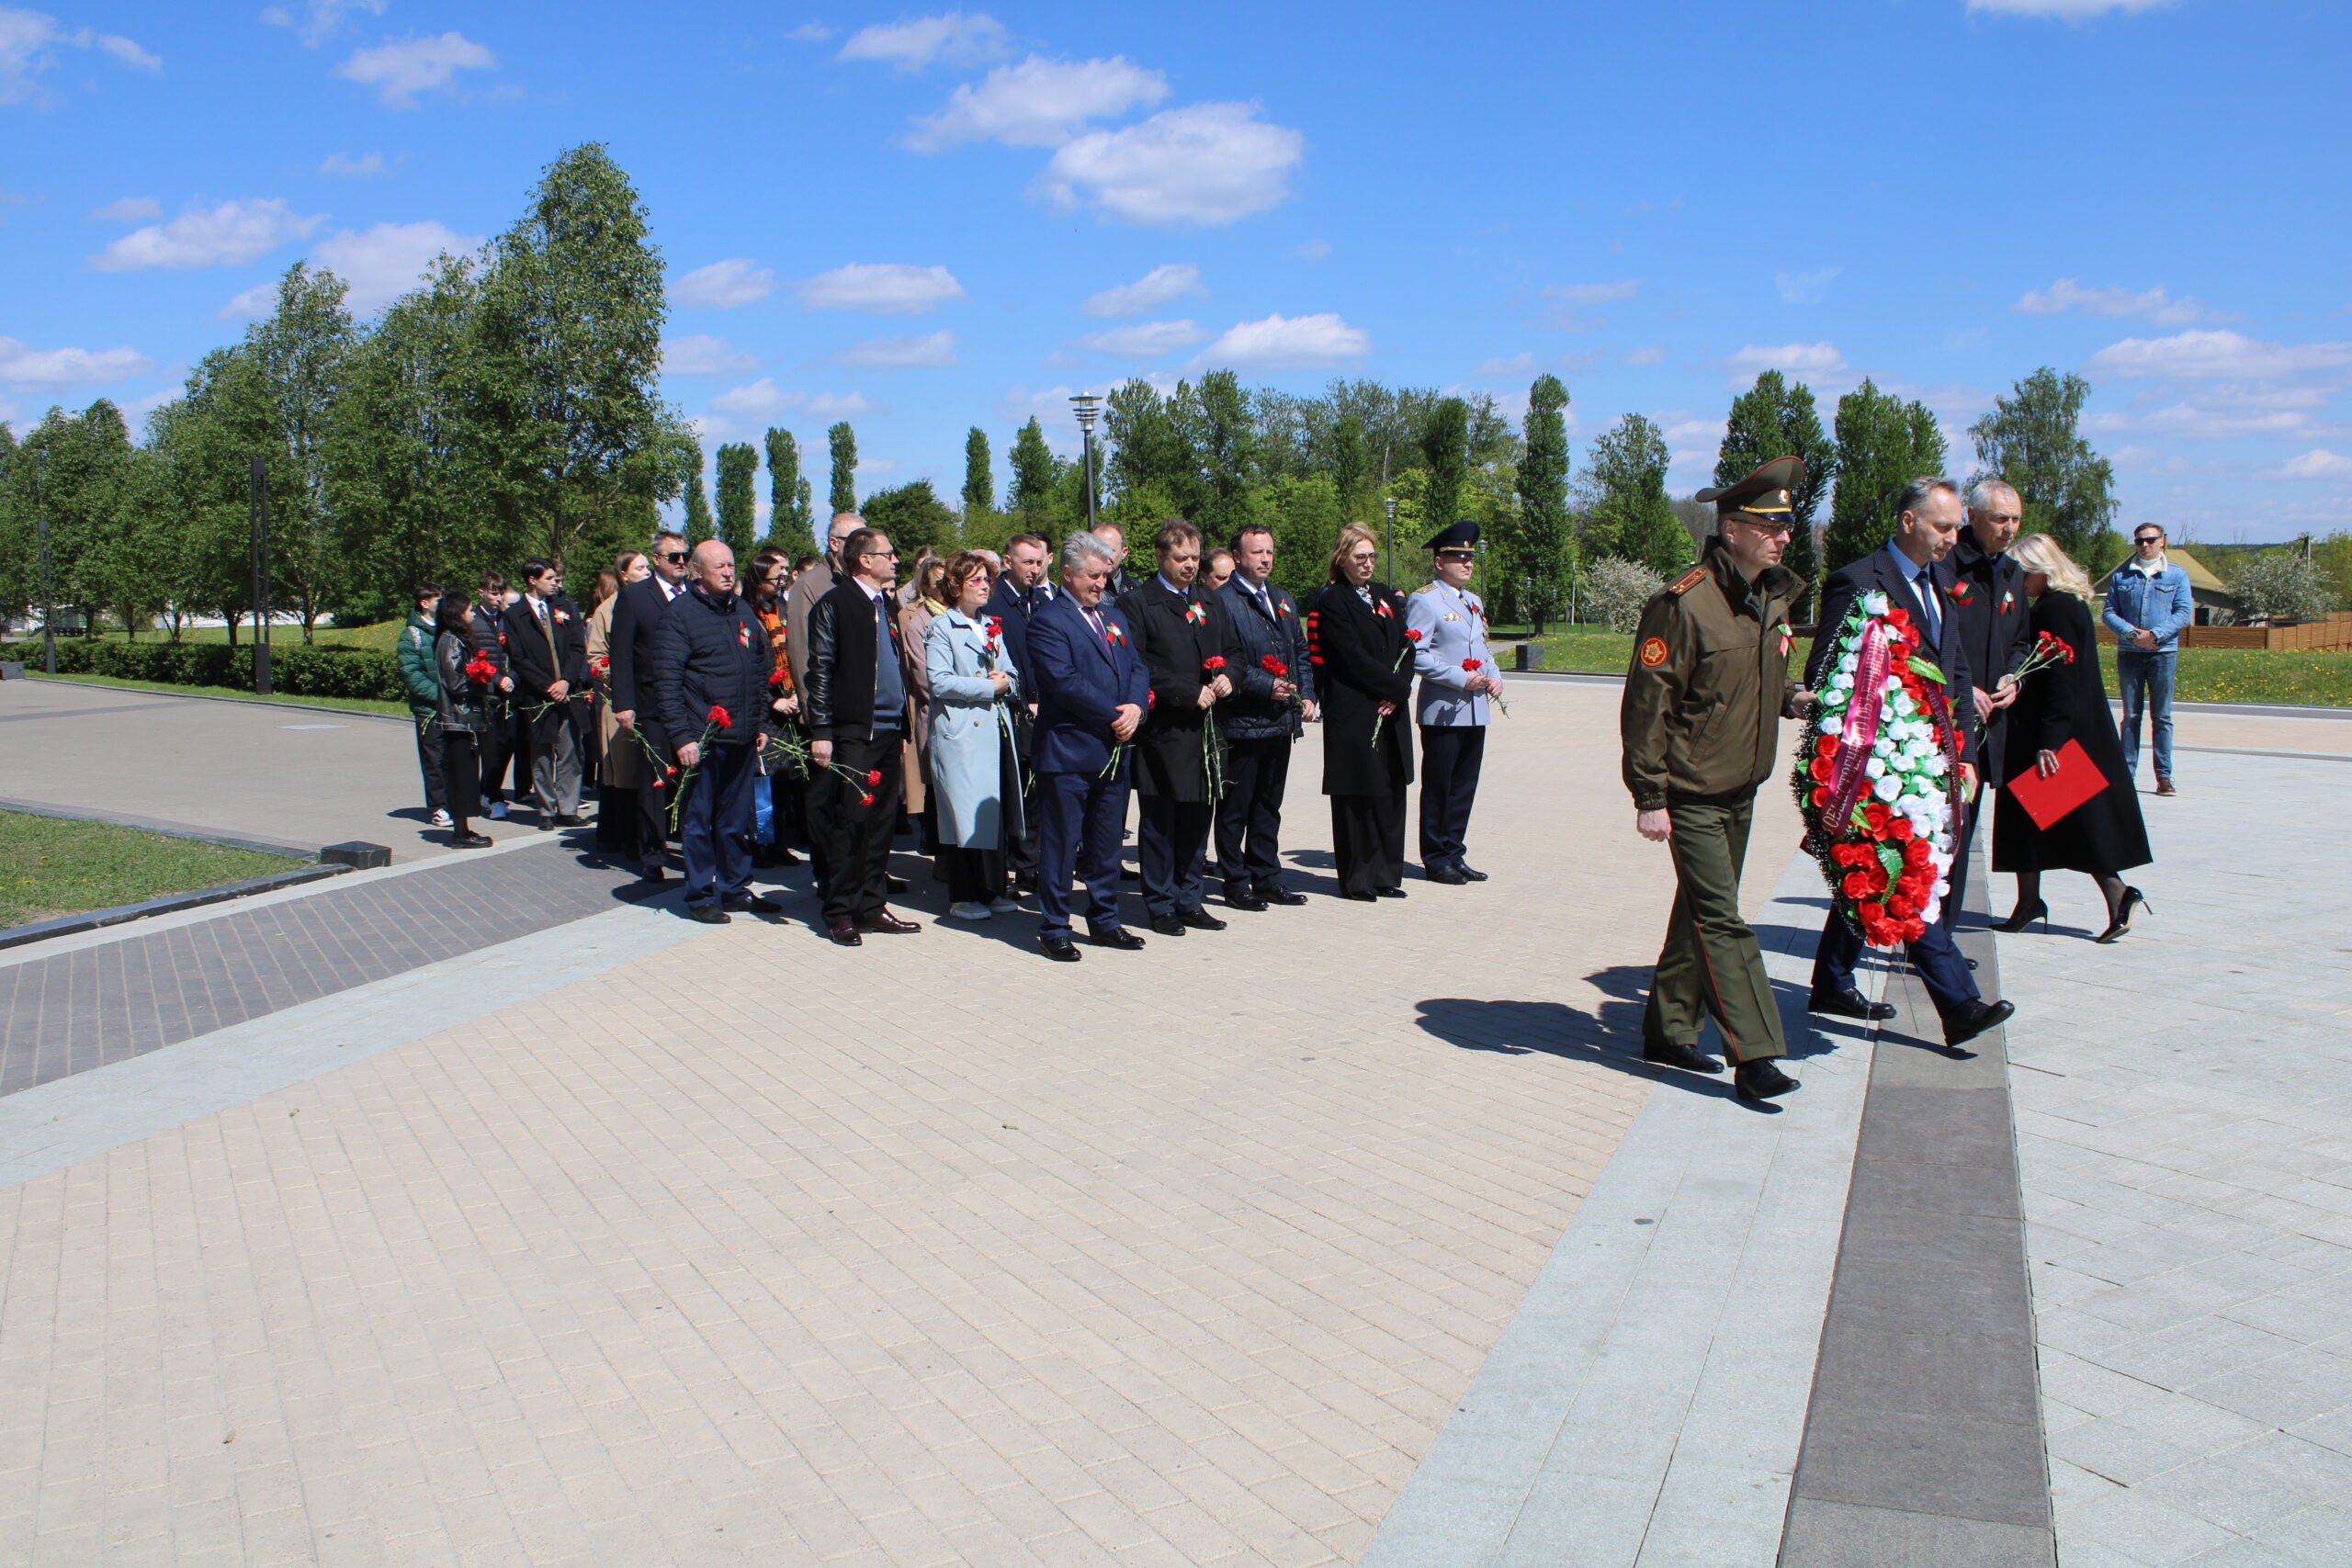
[1309,525,1415,899]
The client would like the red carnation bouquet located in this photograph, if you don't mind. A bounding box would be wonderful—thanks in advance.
[1793,592,1963,949]
[462,652,500,687]
[1261,653,1303,716]
[666,705,734,830]
[1463,656,1510,716]
[2010,628,2076,683]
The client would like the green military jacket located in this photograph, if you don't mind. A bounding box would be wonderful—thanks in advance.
[1620,541,1806,810]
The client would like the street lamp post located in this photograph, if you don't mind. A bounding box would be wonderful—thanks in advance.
[250,457,272,697]
[1069,393,1102,534]
[1382,493,1397,589]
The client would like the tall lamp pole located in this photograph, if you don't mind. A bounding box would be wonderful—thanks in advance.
[36,449,54,676]
[1069,394,1102,534]
[1382,493,1397,589]
[250,457,272,697]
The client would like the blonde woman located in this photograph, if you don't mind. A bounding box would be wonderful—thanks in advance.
[1991,534,2152,943]
[586,549,650,851]
[925,552,1023,918]
[1310,524,1415,899]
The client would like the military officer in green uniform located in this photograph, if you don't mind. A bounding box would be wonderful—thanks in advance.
[1620,456,1813,1103]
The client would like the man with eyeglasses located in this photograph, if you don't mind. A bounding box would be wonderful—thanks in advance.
[805,528,921,945]
[787,513,866,897]
[2102,524,2192,796]
[608,529,693,878]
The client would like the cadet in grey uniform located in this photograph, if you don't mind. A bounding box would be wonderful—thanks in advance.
[1407,520,1504,884]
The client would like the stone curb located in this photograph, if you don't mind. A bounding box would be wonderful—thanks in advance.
[0,863,348,953]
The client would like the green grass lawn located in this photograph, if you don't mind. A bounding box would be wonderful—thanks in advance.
[0,809,302,929]
[7,620,403,653]
[28,671,413,719]
[1515,629,2352,706]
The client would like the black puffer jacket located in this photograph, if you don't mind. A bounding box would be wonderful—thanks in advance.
[649,585,771,749]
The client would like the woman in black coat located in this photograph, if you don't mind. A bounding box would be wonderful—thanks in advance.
[1309,525,1415,899]
[1992,534,2153,943]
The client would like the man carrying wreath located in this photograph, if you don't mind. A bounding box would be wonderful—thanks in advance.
[1620,456,1814,1102]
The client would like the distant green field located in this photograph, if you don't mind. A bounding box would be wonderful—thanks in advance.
[0,809,299,929]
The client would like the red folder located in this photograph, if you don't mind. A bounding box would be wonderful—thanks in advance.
[2007,739,2107,829]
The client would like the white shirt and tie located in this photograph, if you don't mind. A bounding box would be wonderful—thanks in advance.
[1883,541,1943,647]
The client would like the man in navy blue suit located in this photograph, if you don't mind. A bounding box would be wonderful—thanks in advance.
[1805,476,2015,1054]
[983,532,1056,893]
[1026,531,1151,962]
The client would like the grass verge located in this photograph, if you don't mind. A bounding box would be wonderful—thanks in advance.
[27,671,413,719]
[0,809,301,930]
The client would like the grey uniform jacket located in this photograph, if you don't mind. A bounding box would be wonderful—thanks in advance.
[1406,580,1498,728]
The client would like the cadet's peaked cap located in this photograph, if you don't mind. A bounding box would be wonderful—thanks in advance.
[1693,455,1805,521]
[1424,519,1481,553]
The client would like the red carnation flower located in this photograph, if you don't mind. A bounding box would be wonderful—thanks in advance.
[1463,658,1483,672]
[768,669,786,687]
[865,770,882,786]
[860,793,876,807]
[1404,627,1422,641]
[1203,655,1226,671]
[707,705,732,728]
[1261,655,1288,678]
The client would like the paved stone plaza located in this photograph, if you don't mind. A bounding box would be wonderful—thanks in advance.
[0,676,2346,1566]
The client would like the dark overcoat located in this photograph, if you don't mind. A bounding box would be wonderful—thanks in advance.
[1993,592,2152,875]
[1949,537,2032,783]
[1309,581,1415,797]
[1116,577,1237,803]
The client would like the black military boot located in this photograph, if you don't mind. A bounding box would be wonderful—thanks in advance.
[1734,1058,1800,1102]
[1641,1042,1724,1074]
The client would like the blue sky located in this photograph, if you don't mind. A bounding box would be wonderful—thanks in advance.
[4,0,2346,542]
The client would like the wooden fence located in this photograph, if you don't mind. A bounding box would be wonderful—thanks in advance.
[2095,612,2352,651]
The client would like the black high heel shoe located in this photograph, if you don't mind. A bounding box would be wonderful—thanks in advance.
[2094,887,2152,945]
[1992,898,2049,934]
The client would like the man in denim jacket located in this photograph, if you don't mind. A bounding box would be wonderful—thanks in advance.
[2101,524,2194,795]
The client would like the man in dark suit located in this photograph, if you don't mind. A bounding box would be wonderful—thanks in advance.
[805,526,920,947]
[1805,477,2014,1053]
[607,529,692,878]
[503,558,590,828]
[983,532,1056,893]
[1026,531,1150,962]
[1213,524,1315,909]
[1117,520,1237,937]
[1949,479,2031,928]
[1091,520,1141,600]
[649,542,780,924]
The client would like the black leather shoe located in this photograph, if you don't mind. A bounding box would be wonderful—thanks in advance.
[1342,890,1379,902]
[639,861,665,883]
[1424,864,1469,886]
[1943,998,2015,1050]
[1013,875,1037,895]
[1966,958,1979,970]
[827,918,862,946]
[686,906,731,925]
[1736,1059,1800,1101]
[1090,929,1147,951]
[1261,886,1307,907]
[1148,915,1188,937]
[723,893,784,915]
[553,813,586,827]
[1808,986,1896,1021]
[1457,864,1489,882]
[1643,1043,1724,1074]
[1375,886,1408,898]
[1039,936,1081,963]
[452,831,494,849]
[1178,908,1227,931]
[1226,888,1268,912]
[856,911,922,934]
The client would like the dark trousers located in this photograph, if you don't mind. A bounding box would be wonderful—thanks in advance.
[1644,794,1784,1064]
[940,845,997,905]
[1814,905,1981,1020]
[1216,736,1292,892]
[1330,789,1405,897]
[1947,786,1984,935]
[1137,795,1213,919]
[1418,725,1487,870]
[817,731,903,925]
[438,730,481,828]
[630,719,673,866]
[1036,769,1130,940]
[480,703,525,803]
[678,741,758,909]
[415,716,448,813]
[596,784,641,857]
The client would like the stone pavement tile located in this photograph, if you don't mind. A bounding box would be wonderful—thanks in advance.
[2245,1505,2352,1568]
[1780,1496,2057,1568]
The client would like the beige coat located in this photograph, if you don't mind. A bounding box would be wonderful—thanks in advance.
[586,595,646,789]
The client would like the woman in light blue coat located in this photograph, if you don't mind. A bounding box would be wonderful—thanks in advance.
[925,552,1025,919]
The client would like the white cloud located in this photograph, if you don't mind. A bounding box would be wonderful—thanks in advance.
[786,21,834,42]
[1966,0,2174,16]
[2279,449,2352,479]
[1544,280,1641,307]
[315,219,479,308]
[1076,320,1207,358]
[837,11,1006,71]
[1196,312,1367,371]
[319,152,391,177]
[1040,103,1303,227]
[90,195,159,221]
[836,331,958,368]
[674,257,775,310]
[335,32,494,109]
[1081,263,1202,318]
[91,197,323,271]
[1,7,162,106]
[909,54,1167,151]
[709,379,876,419]
[216,282,276,321]
[1295,238,1331,262]
[115,385,177,424]
[263,0,387,47]
[0,335,155,386]
[2015,277,2201,325]
[1722,342,1848,385]
[1624,345,1666,366]
[662,334,760,376]
[795,263,966,315]
[1472,353,1534,378]
[2086,329,2352,380]
[1776,266,1840,304]
[805,391,876,418]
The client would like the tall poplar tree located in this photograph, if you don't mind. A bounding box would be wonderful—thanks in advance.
[1582,413,1690,577]
[827,421,858,515]
[1968,367,2117,559]
[962,426,993,515]
[1515,373,1574,630]
[1009,417,1056,520]
[244,261,357,639]
[714,441,757,560]
[1826,379,1947,570]
[1715,370,1835,615]
[1419,397,1469,541]
[763,426,813,556]
[681,439,713,545]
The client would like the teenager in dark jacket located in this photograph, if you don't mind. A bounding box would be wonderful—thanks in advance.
[649,542,780,923]
[394,584,449,827]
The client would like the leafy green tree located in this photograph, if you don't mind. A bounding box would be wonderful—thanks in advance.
[1106,378,1204,520]
[244,261,358,639]
[1515,374,1574,630]
[962,426,993,515]
[1581,412,1690,577]
[714,441,757,560]
[763,427,814,557]
[682,445,713,545]
[1827,379,1947,570]
[862,479,955,559]
[1715,370,1834,615]
[472,143,679,571]
[1259,474,1344,604]
[1009,417,1056,522]
[8,400,139,635]
[1327,412,1368,516]
[1968,367,2117,559]
[827,421,858,514]
[1193,369,1254,538]
[1419,397,1469,536]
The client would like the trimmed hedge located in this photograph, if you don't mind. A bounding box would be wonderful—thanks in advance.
[49,638,408,702]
